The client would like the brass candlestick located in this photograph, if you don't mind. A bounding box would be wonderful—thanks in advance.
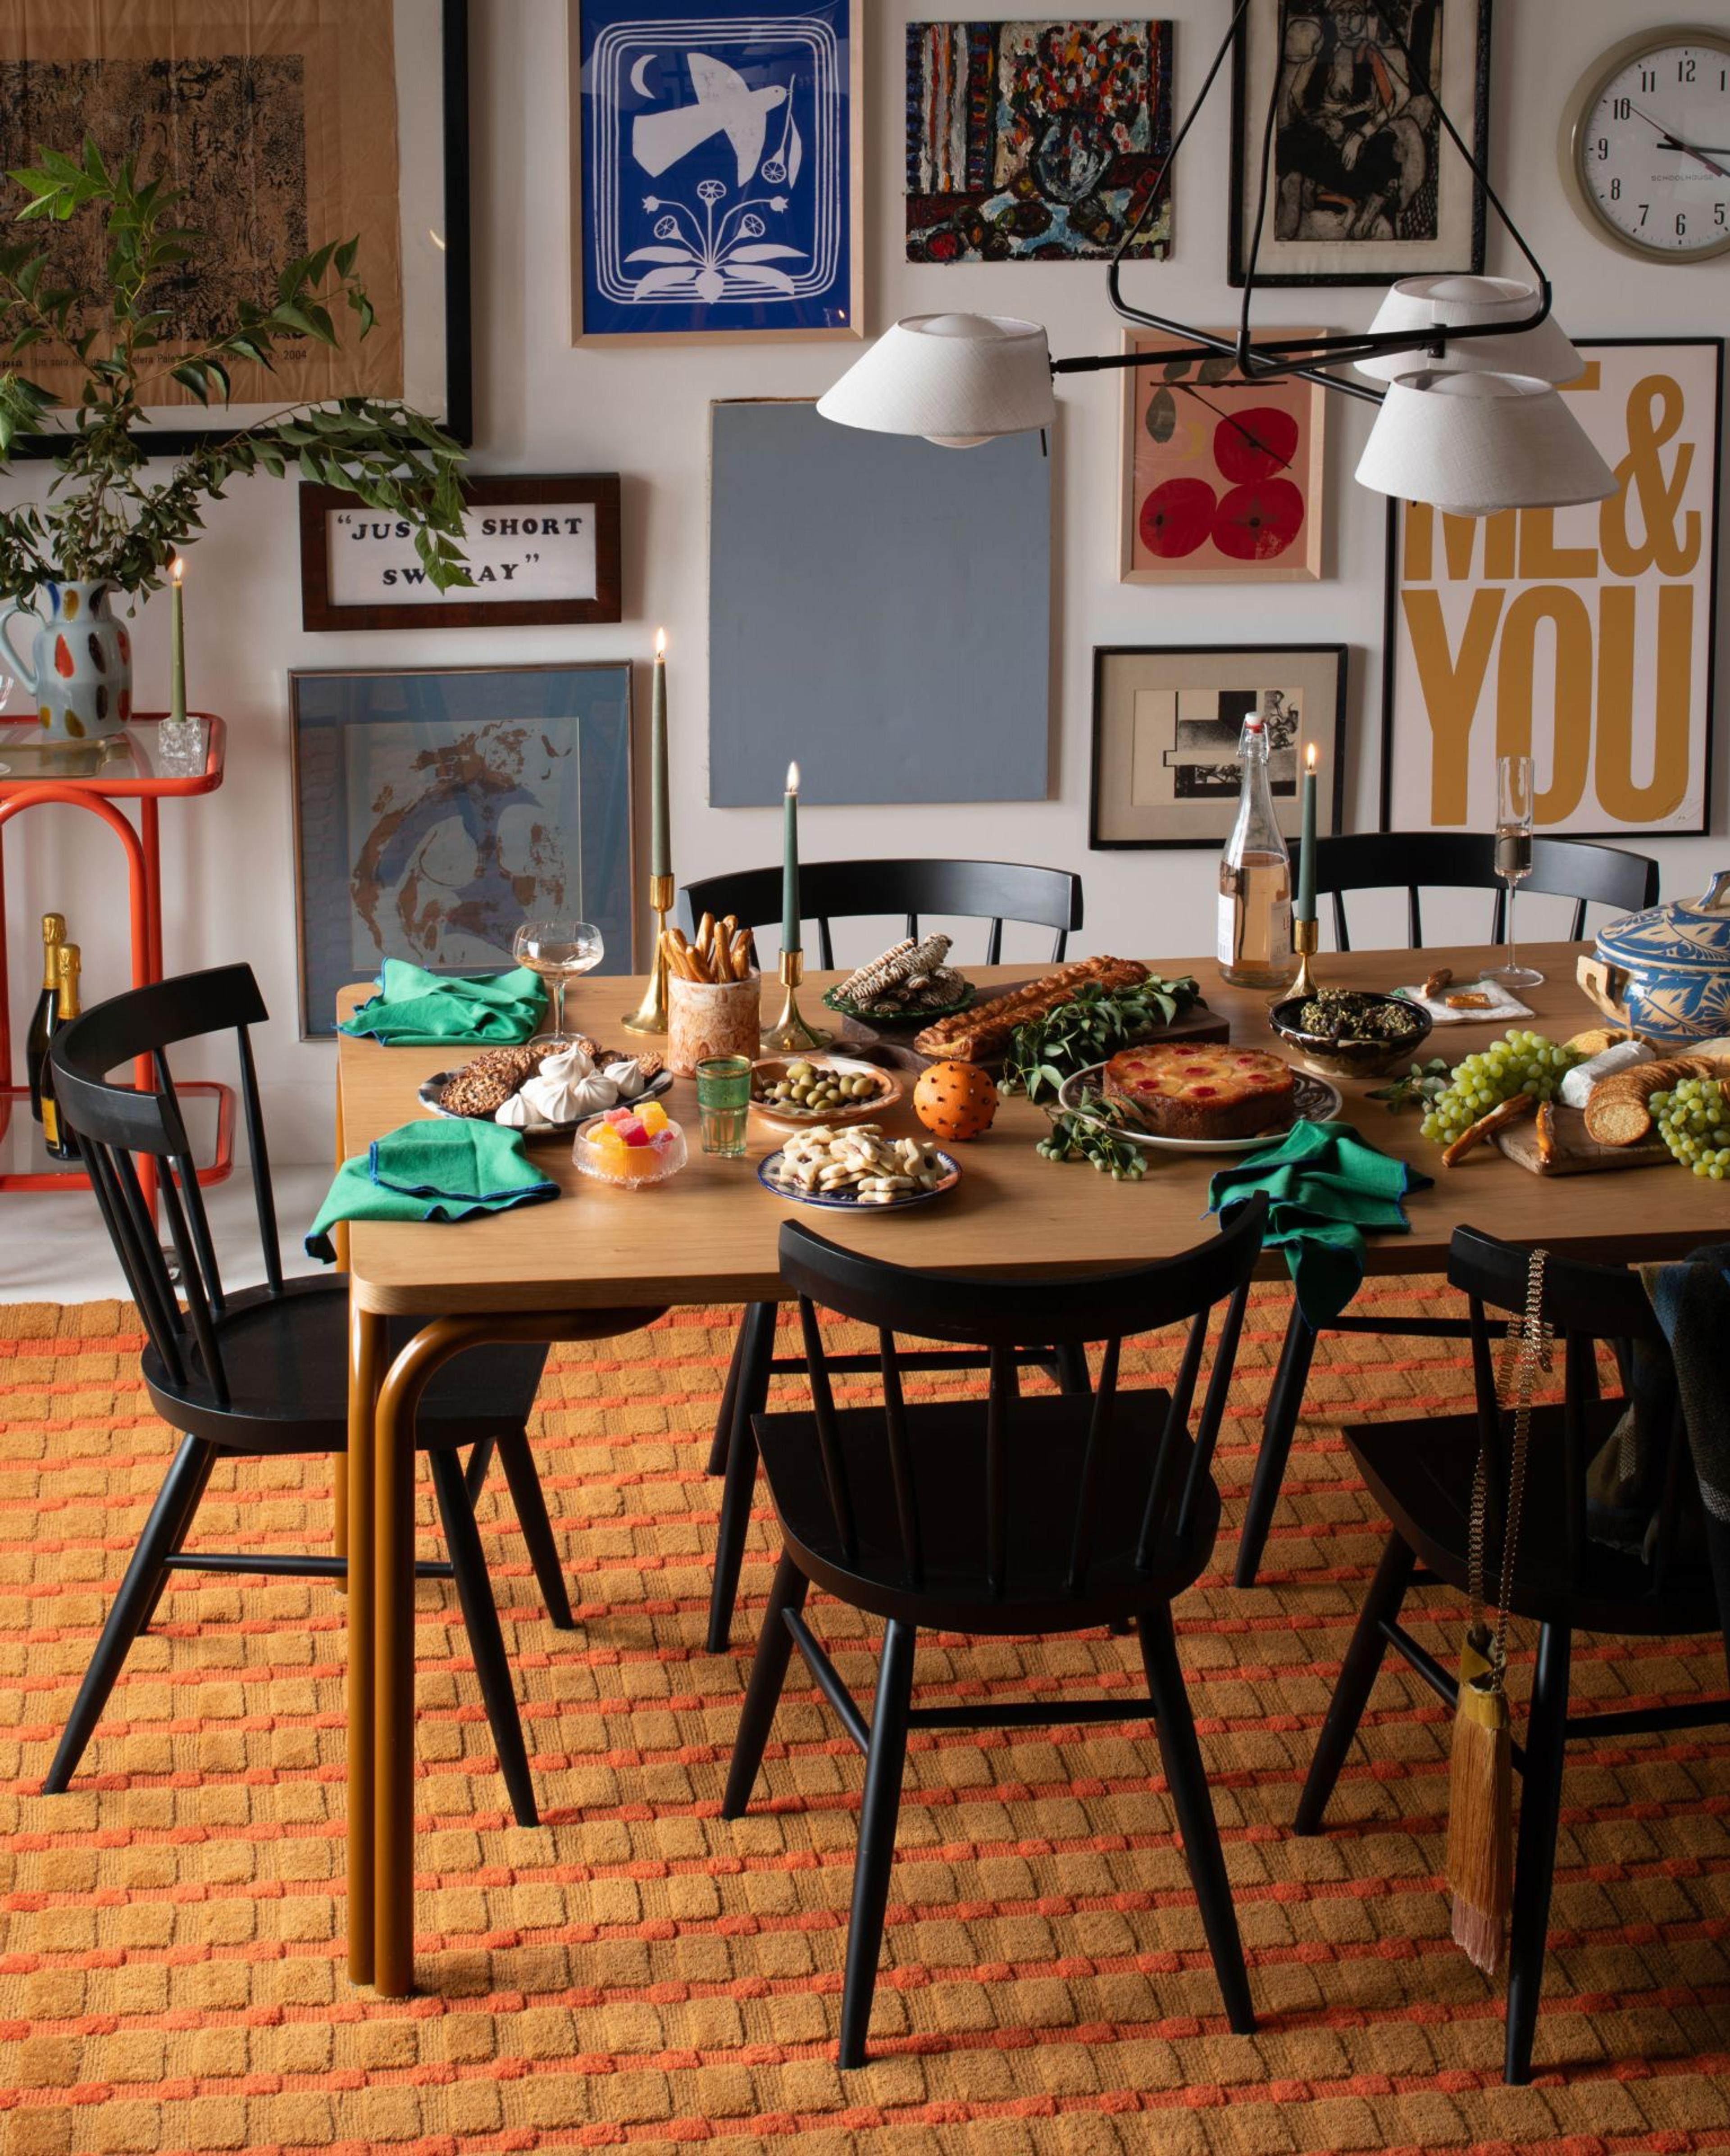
[1288,914,1320,1001]
[623,872,676,1034]
[760,948,832,1054]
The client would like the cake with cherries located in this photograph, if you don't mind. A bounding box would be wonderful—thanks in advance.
[1103,1042,1296,1142]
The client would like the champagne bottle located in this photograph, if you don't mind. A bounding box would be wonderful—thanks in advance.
[1217,710,1297,991]
[25,912,66,1123]
[40,943,82,1164]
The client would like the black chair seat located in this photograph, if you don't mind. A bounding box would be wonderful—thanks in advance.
[1348,1406,1721,1641]
[140,1275,549,1454]
[755,1390,1218,1632]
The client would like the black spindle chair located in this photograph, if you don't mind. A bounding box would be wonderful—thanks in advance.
[1296,1225,1730,2084]
[43,964,582,1825]
[1234,831,1660,1586]
[724,1205,1268,2068]
[680,857,1088,1650]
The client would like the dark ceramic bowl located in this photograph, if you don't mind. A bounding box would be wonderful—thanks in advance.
[1269,989,1434,1081]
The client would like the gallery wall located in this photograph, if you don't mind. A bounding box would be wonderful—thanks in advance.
[3,0,1727,1159]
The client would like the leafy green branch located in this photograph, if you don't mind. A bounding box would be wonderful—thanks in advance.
[999,975,1202,1105]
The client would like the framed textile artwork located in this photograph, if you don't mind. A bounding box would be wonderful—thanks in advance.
[906,19,1172,262]
[1091,644,1348,850]
[1228,0,1489,287]
[0,0,471,457]
[707,400,1052,806]
[298,476,623,631]
[1118,328,1325,582]
[570,0,862,343]
[1381,338,1723,840]
[290,665,634,1039]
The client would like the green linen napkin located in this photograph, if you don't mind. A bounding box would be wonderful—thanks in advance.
[307,1119,559,1262]
[339,958,546,1046]
[1208,1119,1433,1328]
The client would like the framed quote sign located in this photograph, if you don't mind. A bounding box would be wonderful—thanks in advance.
[1382,339,1722,838]
[298,475,622,630]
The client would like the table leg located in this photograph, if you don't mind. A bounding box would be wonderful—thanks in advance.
[139,797,164,983]
[346,1296,383,1986]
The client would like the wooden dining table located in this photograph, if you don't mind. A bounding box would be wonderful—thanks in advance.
[335,941,1728,1995]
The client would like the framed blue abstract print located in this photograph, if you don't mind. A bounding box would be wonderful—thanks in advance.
[571,0,862,343]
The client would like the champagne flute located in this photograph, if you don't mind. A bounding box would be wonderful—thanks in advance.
[1481,755,1543,990]
[513,919,603,1047]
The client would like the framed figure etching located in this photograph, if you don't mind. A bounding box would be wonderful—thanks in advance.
[571,0,862,343]
[0,0,471,455]
[1091,644,1347,850]
[1119,328,1325,581]
[1382,338,1722,839]
[1229,0,1490,287]
[290,664,634,1038]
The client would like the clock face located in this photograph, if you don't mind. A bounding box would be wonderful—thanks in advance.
[1571,33,1730,258]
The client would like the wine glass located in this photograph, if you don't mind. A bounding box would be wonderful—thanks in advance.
[1481,755,1544,991]
[513,919,603,1047]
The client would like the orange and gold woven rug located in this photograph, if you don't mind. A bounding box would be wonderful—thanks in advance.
[0,1288,1727,2156]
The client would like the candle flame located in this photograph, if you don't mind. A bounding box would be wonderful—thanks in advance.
[170,556,185,586]
[785,760,801,794]
[1305,741,1316,770]
[655,626,666,658]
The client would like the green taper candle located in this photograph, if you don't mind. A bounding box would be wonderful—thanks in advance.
[1297,741,1317,922]
[782,760,801,951]
[650,628,669,878]
[168,555,186,723]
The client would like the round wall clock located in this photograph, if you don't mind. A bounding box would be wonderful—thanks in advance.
[1560,25,1730,260]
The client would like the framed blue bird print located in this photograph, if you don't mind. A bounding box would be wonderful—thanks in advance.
[572,0,863,343]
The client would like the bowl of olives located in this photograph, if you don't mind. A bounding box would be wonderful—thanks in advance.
[749,1054,902,1130]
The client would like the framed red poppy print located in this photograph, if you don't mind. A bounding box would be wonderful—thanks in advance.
[1118,328,1326,583]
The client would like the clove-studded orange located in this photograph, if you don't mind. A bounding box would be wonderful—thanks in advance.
[913,1059,998,1141]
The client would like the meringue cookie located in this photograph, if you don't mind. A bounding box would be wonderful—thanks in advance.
[604,1058,646,1101]
[494,1089,552,1131]
[522,1065,618,1123]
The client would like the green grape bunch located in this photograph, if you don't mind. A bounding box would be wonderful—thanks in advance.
[1652,1078,1730,1178]
[1418,1029,1582,1148]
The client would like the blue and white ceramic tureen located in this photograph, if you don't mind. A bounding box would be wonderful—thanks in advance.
[1577,870,1730,1046]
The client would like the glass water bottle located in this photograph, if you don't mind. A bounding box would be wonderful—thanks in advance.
[1217,712,1296,991]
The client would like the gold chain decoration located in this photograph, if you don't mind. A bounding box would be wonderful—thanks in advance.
[1448,1244,1552,1971]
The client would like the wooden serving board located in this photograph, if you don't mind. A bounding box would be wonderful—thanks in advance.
[840,992,1231,1068]
[1494,1103,1670,1176]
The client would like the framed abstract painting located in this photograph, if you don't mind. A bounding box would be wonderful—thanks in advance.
[290,664,634,1038]
[1381,338,1722,839]
[906,19,1173,262]
[1090,644,1348,850]
[1228,0,1490,287]
[1118,328,1325,581]
[570,0,862,343]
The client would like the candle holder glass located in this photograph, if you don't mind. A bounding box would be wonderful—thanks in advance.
[760,949,833,1055]
[623,873,676,1035]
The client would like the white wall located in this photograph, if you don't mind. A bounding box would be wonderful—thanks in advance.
[5,0,1727,1163]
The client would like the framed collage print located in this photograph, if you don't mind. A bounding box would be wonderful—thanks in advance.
[1091,643,1348,850]
[571,0,862,344]
[1118,328,1325,582]
[1382,338,1723,839]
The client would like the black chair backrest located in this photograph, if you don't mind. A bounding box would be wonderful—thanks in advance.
[49,964,282,1410]
[774,1200,1266,1598]
[1448,1225,1689,1600]
[1306,832,1658,951]
[681,858,1083,969]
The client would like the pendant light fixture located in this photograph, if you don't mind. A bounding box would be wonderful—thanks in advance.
[817,0,1615,517]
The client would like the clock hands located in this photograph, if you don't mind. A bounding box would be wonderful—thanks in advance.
[1630,102,1730,180]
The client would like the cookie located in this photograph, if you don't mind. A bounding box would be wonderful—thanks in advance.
[439,1044,543,1119]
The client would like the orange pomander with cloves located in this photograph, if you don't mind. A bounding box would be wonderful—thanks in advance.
[913,1059,998,1142]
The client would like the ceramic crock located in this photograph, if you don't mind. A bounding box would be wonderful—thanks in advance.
[1576,870,1730,1046]
[0,579,132,742]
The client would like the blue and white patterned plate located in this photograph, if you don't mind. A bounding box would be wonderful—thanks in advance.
[757,1145,961,1210]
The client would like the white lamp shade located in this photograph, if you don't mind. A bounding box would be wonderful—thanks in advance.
[1355,275,1584,386]
[815,313,1056,446]
[1355,369,1617,517]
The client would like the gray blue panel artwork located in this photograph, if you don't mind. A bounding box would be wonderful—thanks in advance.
[579,0,855,337]
[708,401,1052,805]
[291,665,632,1037]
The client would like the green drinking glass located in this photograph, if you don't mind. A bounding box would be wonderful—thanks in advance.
[695,1055,753,1157]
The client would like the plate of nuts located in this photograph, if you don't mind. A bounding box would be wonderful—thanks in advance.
[750,1053,902,1129]
[758,1123,960,1209]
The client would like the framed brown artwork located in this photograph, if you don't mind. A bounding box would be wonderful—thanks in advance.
[1118,327,1326,583]
[299,475,623,631]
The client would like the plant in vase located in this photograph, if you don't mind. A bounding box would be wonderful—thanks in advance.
[0,139,469,741]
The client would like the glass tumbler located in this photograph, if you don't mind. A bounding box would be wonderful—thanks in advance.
[695,1055,753,1157]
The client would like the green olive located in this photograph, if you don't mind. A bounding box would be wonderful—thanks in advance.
[788,1062,813,1081]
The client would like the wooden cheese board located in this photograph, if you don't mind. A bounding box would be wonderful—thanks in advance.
[1493,1103,1670,1176]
